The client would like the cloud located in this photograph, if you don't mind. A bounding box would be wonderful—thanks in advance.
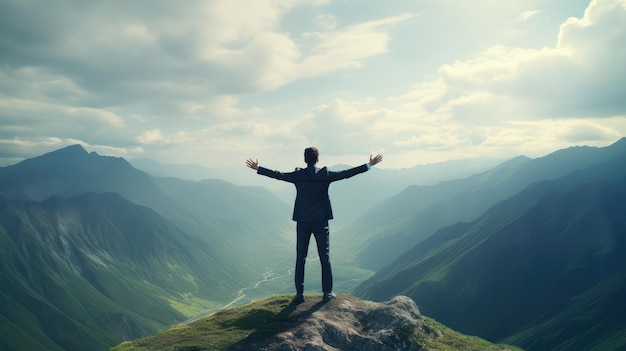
[519,10,541,21]
[135,129,171,145]
[0,0,624,169]
[557,119,624,142]
[300,14,415,77]
[0,96,127,140]
[314,14,338,31]
[293,98,386,155]
[0,1,408,103]
[393,134,473,151]
[180,96,265,120]
[285,0,626,163]
[406,0,626,122]
[0,0,412,164]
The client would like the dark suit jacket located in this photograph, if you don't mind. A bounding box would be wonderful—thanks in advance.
[257,164,369,222]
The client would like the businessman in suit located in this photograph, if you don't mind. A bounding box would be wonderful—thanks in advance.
[246,147,383,302]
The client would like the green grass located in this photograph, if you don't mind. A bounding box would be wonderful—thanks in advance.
[111,295,298,351]
[419,316,524,351]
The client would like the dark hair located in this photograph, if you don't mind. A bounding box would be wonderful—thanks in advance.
[304,147,319,165]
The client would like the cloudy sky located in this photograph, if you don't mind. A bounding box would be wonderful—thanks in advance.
[1,0,625,169]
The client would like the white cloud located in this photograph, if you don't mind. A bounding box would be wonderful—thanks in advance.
[274,0,626,165]
[180,96,265,120]
[394,134,473,151]
[0,0,624,169]
[0,0,411,118]
[519,10,541,21]
[135,129,171,145]
[300,14,415,77]
[314,14,338,31]
[0,97,127,141]
[405,0,626,122]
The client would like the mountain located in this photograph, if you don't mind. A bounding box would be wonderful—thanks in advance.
[151,177,293,270]
[0,145,234,231]
[0,144,293,281]
[337,138,626,270]
[0,193,240,351]
[110,294,522,351]
[0,145,194,233]
[0,145,170,206]
[0,145,298,349]
[131,161,295,278]
[354,149,626,350]
[325,157,504,225]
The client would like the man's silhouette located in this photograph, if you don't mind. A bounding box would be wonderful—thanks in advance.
[246,147,383,302]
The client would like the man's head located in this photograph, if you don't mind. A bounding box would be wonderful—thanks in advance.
[304,147,319,166]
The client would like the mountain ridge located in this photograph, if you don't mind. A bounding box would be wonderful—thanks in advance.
[3,140,625,350]
[0,192,240,351]
[0,143,294,283]
[0,144,300,350]
[337,137,626,270]
[354,149,626,350]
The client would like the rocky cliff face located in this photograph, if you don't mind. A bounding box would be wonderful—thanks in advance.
[111,294,521,351]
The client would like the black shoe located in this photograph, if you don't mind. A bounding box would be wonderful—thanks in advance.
[293,293,305,303]
[323,292,336,301]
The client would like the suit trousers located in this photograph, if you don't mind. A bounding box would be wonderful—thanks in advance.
[295,221,332,294]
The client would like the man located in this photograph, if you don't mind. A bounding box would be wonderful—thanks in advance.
[245,147,383,302]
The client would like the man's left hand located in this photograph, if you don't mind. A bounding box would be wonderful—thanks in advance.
[246,158,259,170]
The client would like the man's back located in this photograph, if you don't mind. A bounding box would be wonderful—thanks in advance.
[257,164,369,221]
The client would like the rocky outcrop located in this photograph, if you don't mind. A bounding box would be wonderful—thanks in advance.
[233,295,423,351]
[111,294,519,351]
[225,294,508,351]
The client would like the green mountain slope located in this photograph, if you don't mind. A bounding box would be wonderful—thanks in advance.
[152,177,293,267]
[0,193,239,351]
[338,138,626,270]
[506,273,626,351]
[0,144,294,286]
[0,145,214,242]
[355,151,626,350]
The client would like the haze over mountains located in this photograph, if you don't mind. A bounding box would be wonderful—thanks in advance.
[1,139,626,350]
[131,155,502,225]
[336,138,626,270]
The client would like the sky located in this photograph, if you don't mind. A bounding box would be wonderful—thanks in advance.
[1,0,625,170]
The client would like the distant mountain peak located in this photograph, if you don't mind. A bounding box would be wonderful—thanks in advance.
[497,155,531,169]
[610,136,626,148]
[47,144,89,157]
[11,144,91,169]
[0,144,150,201]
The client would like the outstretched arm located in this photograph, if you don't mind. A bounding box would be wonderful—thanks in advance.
[246,158,296,183]
[245,158,259,170]
[369,154,383,166]
[328,153,383,182]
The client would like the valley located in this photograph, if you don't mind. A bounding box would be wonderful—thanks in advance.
[2,139,626,350]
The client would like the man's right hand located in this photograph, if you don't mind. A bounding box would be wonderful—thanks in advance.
[369,154,383,166]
